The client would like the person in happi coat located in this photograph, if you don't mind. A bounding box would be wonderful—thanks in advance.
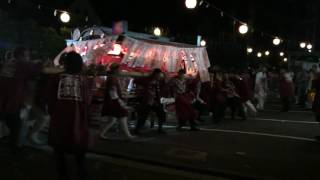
[240,70,257,117]
[134,68,167,135]
[279,68,294,112]
[187,73,207,122]
[222,73,244,120]
[311,73,320,141]
[28,59,53,145]
[229,72,247,120]
[0,47,40,150]
[100,63,136,140]
[210,71,227,123]
[254,67,268,111]
[296,66,309,108]
[170,70,199,131]
[48,52,90,180]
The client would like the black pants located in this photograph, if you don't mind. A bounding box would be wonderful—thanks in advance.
[193,100,207,120]
[0,112,22,148]
[54,148,87,180]
[281,97,291,112]
[135,104,166,132]
[225,97,245,119]
[212,101,226,122]
[298,86,307,107]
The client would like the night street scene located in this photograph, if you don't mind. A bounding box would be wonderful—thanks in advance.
[1,0,320,180]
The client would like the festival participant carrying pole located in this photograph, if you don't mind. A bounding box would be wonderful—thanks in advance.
[134,68,167,135]
[48,52,90,180]
[99,63,136,140]
[171,70,199,131]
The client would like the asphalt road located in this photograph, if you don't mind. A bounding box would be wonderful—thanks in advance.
[1,97,320,180]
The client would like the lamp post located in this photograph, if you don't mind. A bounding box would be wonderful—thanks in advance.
[60,12,71,23]
[273,37,281,46]
[185,0,197,9]
[239,24,249,34]
[153,27,161,36]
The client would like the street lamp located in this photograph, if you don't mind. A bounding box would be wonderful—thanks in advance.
[239,24,249,34]
[307,44,313,50]
[247,48,253,53]
[60,12,71,23]
[200,40,206,47]
[273,37,281,46]
[265,51,270,56]
[185,0,197,9]
[153,27,161,36]
[280,52,284,57]
[257,52,262,58]
[300,42,306,48]
[283,57,288,62]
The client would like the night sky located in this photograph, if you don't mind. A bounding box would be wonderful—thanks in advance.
[23,0,319,42]
[92,0,319,41]
[1,0,319,67]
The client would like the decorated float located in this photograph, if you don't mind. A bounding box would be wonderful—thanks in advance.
[54,26,211,120]
[55,26,211,81]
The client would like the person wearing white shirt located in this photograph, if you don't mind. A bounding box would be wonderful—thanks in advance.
[254,67,268,111]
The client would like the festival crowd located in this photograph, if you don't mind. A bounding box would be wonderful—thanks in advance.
[0,48,319,179]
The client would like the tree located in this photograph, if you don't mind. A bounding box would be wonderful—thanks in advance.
[0,10,65,60]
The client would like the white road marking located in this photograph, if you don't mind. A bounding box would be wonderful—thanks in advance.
[263,109,312,113]
[159,125,317,142]
[200,128,317,142]
[253,118,319,124]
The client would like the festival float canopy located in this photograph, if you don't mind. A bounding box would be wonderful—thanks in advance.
[55,32,211,82]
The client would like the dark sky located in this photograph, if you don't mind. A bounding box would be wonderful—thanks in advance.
[3,0,319,48]
[34,0,317,39]
[88,0,319,39]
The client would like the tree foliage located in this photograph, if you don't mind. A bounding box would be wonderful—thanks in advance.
[0,11,65,60]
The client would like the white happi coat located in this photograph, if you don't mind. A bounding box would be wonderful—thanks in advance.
[254,72,268,99]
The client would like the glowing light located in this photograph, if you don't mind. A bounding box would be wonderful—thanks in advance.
[300,42,306,48]
[283,58,288,62]
[307,44,313,50]
[239,24,249,34]
[280,52,284,57]
[60,12,70,23]
[108,44,122,55]
[153,27,161,36]
[247,48,253,53]
[265,51,270,56]
[200,40,206,47]
[308,49,312,53]
[93,45,99,50]
[185,0,197,9]
[273,37,281,46]
[257,52,262,58]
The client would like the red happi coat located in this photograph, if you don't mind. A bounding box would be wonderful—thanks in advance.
[101,76,128,118]
[231,76,250,103]
[312,75,320,112]
[242,74,253,100]
[211,79,226,104]
[136,77,163,106]
[0,60,38,113]
[200,82,211,106]
[279,75,294,98]
[48,74,91,152]
[171,77,197,124]
[187,76,211,108]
